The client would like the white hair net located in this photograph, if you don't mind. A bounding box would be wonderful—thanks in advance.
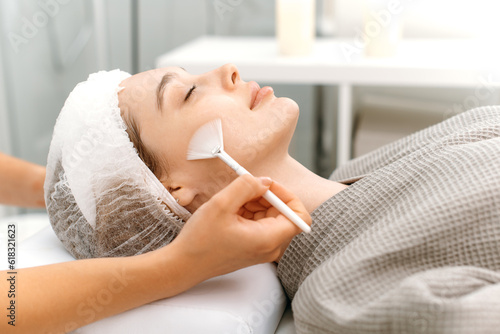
[45,69,191,259]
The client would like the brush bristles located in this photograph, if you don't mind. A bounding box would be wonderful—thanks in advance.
[187,118,224,160]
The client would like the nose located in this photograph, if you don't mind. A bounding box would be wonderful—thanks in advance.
[219,63,240,90]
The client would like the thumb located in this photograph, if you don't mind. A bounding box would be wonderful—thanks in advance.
[211,174,269,213]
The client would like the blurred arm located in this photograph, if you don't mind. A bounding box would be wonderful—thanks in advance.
[0,246,202,334]
[0,152,46,208]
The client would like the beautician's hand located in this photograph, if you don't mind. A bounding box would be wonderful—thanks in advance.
[0,174,308,334]
[169,174,311,281]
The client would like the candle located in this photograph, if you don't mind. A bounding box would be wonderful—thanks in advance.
[276,0,316,56]
[363,0,403,57]
[319,0,336,36]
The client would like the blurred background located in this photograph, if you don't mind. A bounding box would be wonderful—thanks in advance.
[1,0,499,218]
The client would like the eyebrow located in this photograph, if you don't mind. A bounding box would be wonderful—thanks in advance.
[156,73,176,111]
[155,67,187,111]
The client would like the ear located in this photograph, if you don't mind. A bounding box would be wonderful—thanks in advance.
[167,184,198,209]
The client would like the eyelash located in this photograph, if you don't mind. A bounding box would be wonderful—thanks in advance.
[184,84,196,101]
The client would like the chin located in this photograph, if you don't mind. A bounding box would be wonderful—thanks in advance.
[253,97,298,158]
[278,97,300,131]
[280,96,299,114]
[269,96,299,122]
[274,97,299,153]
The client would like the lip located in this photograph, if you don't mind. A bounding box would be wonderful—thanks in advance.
[250,82,274,110]
[249,81,261,110]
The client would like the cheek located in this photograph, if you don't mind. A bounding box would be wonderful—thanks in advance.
[204,166,234,195]
[190,95,253,151]
[184,158,236,212]
[158,127,190,164]
[183,95,298,171]
[196,94,242,118]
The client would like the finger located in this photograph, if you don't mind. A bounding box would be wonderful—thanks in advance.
[252,207,279,220]
[250,214,303,248]
[266,180,312,227]
[258,197,271,208]
[265,206,280,218]
[253,211,267,220]
[267,180,298,205]
[244,201,267,212]
[242,210,254,219]
[211,174,269,213]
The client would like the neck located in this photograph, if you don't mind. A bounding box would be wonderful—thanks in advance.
[252,154,347,213]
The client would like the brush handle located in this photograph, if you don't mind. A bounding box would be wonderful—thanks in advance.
[262,190,311,233]
[216,151,311,233]
[216,151,250,176]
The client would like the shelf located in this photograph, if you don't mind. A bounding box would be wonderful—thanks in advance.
[156,36,500,165]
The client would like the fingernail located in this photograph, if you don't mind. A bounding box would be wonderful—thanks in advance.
[259,176,273,186]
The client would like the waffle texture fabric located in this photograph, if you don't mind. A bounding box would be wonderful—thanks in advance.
[45,70,191,259]
[277,106,500,333]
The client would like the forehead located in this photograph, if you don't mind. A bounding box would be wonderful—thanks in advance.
[118,67,185,107]
[120,67,185,89]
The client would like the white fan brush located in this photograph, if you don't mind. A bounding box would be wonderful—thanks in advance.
[187,118,311,234]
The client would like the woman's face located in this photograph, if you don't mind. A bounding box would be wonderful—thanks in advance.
[118,64,299,212]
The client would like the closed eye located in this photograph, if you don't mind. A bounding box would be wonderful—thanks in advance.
[184,85,196,102]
